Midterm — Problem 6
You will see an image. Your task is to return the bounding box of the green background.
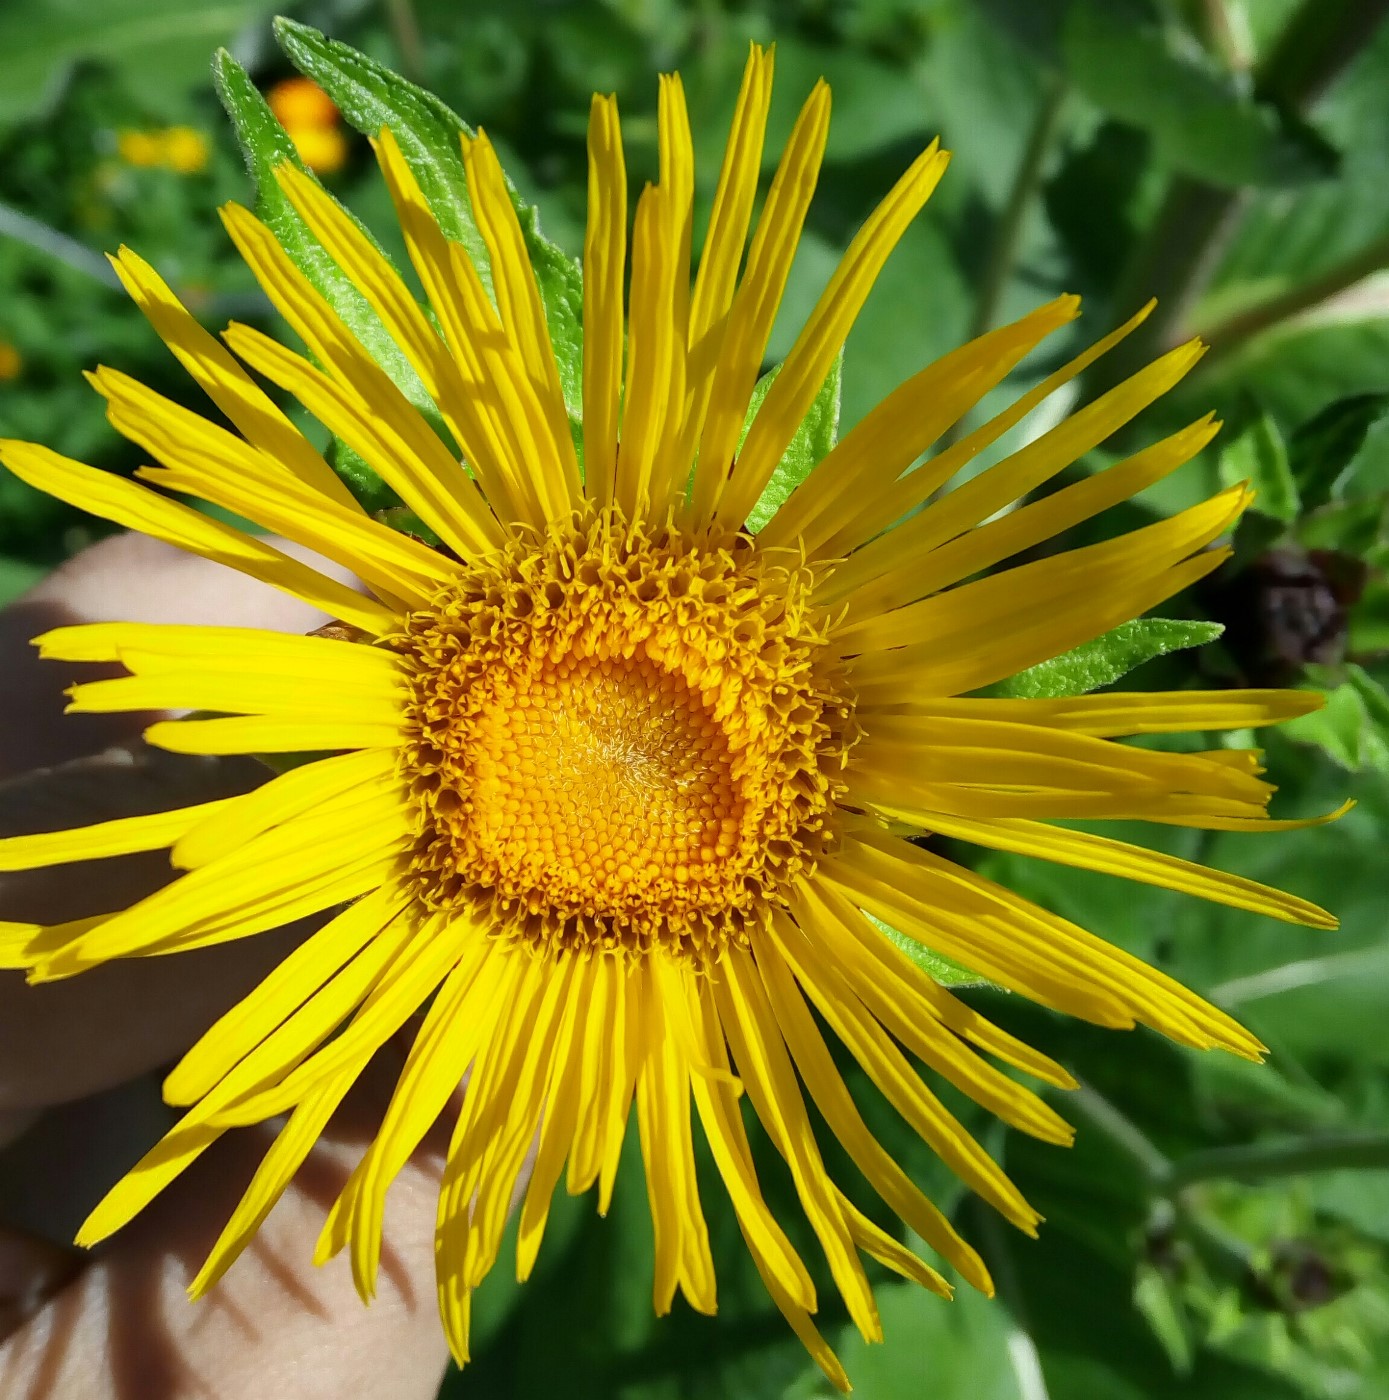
[3,1,1389,1397]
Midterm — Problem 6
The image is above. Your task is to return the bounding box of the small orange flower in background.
[0,342,21,380]
[268,74,348,174]
[116,126,211,174]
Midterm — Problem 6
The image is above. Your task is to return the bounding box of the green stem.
[1069,1081,1171,1182]
[1161,1132,1389,1191]
[1197,232,1389,365]
[939,74,1066,452]
[383,0,426,82]
[969,73,1068,343]
[1084,0,1389,397]
[0,202,121,290]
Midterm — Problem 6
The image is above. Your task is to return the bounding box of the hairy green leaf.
[982,618,1226,699]
[862,911,992,989]
[274,18,584,419]
[744,351,842,534]
[212,47,431,510]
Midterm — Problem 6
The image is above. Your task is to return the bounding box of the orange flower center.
[396,512,857,957]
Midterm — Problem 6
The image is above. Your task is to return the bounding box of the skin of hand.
[0,533,454,1400]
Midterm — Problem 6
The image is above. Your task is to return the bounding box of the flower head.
[0,45,1340,1390]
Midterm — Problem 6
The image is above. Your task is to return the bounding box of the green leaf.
[1220,412,1299,524]
[861,910,992,990]
[1059,0,1338,189]
[212,48,432,510]
[273,18,584,421]
[0,0,275,127]
[1282,676,1389,771]
[1288,391,1389,513]
[744,351,842,534]
[981,618,1226,699]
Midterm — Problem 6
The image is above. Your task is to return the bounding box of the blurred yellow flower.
[116,126,210,175]
[0,342,20,380]
[163,126,211,175]
[116,129,165,168]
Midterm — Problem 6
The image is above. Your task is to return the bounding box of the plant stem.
[383,0,426,82]
[939,74,1067,452]
[1162,1132,1389,1191]
[969,73,1068,343]
[1084,0,1389,396]
[1197,232,1389,365]
[0,202,121,290]
[1070,1081,1171,1182]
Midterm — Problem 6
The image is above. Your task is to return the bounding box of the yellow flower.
[0,48,1340,1390]
[116,128,165,168]
[116,126,210,174]
[163,125,212,175]
[0,341,20,380]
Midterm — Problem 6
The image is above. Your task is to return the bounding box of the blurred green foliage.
[3,1,1389,1397]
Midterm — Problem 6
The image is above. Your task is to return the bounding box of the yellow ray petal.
[459,132,581,504]
[0,796,232,873]
[677,44,775,478]
[718,139,951,530]
[862,688,1326,737]
[582,94,626,507]
[515,953,598,1281]
[275,160,554,520]
[760,295,1080,552]
[841,412,1220,624]
[638,958,716,1316]
[345,934,499,1298]
[836,1191,952,1298]
[846,492,1244,699]
[210,909,466,1128]
[824,837,1137,1028]
[838,338,1207,597]
[658,72,694,359]
[109,245,361,512]
[756,918,991,1288]
[463,960,585,1291]
[684,971,817,1310]
[0,441,393,635]
[371,130,531,527]
[144,714,401,755]
[34,802,400,979]
[173,749,399,871]
[189,1062,360,1298]
[792,882,1075,1145]
[165,881,415,1105]
[219,204,502,555]
[888,808,1338,929]
[90,365,450,607]
[618,184,685,518]
[816,299,1157,563]
[767,908,1041,1234]
[715,945,880,1340]
[689,79,832,524]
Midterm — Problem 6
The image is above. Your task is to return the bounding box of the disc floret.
[397,511,858,958]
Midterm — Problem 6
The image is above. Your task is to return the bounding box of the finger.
[0,533,360,1109]
[0,1059,452,1400]
[0,750,302,1114]
[0,532,353,781]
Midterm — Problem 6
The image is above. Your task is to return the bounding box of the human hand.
[0,533,452,1400]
